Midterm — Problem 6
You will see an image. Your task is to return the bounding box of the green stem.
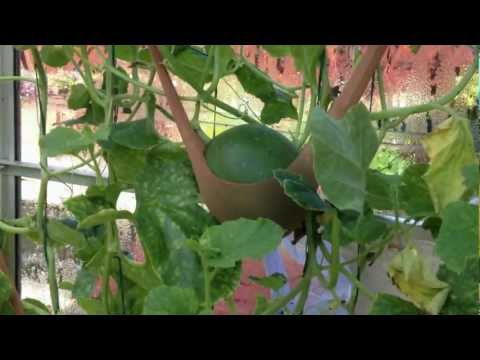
[0,221,31,235]
[0,76,36,83]
[78,46,105,107]
[294,211,318,314]
[126,68,156,122]
[317,240,375,302]
[261,276,309,315]
[295,80,307,143]
[48,151,102,178]
[32,48,60,314]
[88,147,104,185]
[370,48,478,121]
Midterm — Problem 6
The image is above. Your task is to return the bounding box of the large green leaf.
[67,84,90,110]
[114,45,138,62]
[399,164,435,217]
[311,104,380,213]
[437,256,479,315]
[436,201,478,274]
[422,116,479,214]
[134,142,215,269]
[462,164,479,196]
[235,64,297,125]
[64,102,106,126]
[104,143,147,185]
[369,293,424,315]
[161,45,213,90]
[210,261,242,303]
[40,45,73,67]
[366,170,401,210]
[40,127,92,157]
[101,66,129,95]
[289,45,324,87]
[110,119,159,150]
[273,169,328,211]
[261,45,324,87]
[64,195,108,222]
[199,218,284,268]
[143,286,199,315]
[47,219,86,248]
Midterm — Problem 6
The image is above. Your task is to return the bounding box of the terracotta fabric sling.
[149,45,387,230]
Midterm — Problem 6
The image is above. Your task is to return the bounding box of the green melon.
[205,124,298,183]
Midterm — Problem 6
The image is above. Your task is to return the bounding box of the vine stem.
[317,240,376,302]
[101,45,118,314]
[293,211,317,314]
[32,48,60,314]
[0,221,32,235]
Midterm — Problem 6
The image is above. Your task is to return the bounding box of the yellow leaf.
[421,117,478,214]
[388,246,450,315]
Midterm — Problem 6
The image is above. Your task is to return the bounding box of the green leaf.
[399,164,435,217]
[67,84,90,110]
[462,164,479,196]
[110,119,159,150]
[40,45,73,67]
[72,269,97,300]
[235,64,297,125]
[85,183,124,207]
[261,45,292,58]
[249,273,287,291]
[143,286,199,315]
[22,298,50,315]
[289,45,324,87]
[366,170,401,210]
[210,262,242,303]
[47,219,86,248]
[274,169,328,211]
[311,104,380,213]
[369,293,425,315]
[422,116,479,214]
[78,209,134,229]
[40,127,92,157]
[134,142,215,269]
[421,216,442,239]
[436,201,478,274]
[206,45,236,78]
[103,143,147,186]
[77,298,105,315]
[437,256,479,315]
[162,45,212,90]
[102,66,129,95]
[120,256,162,291]
[388,245,450,315]
[347,214,389,245]
[64,102,106,126]
[115,45,138,62]
[260,98,298,125]
[199,218,284,268]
